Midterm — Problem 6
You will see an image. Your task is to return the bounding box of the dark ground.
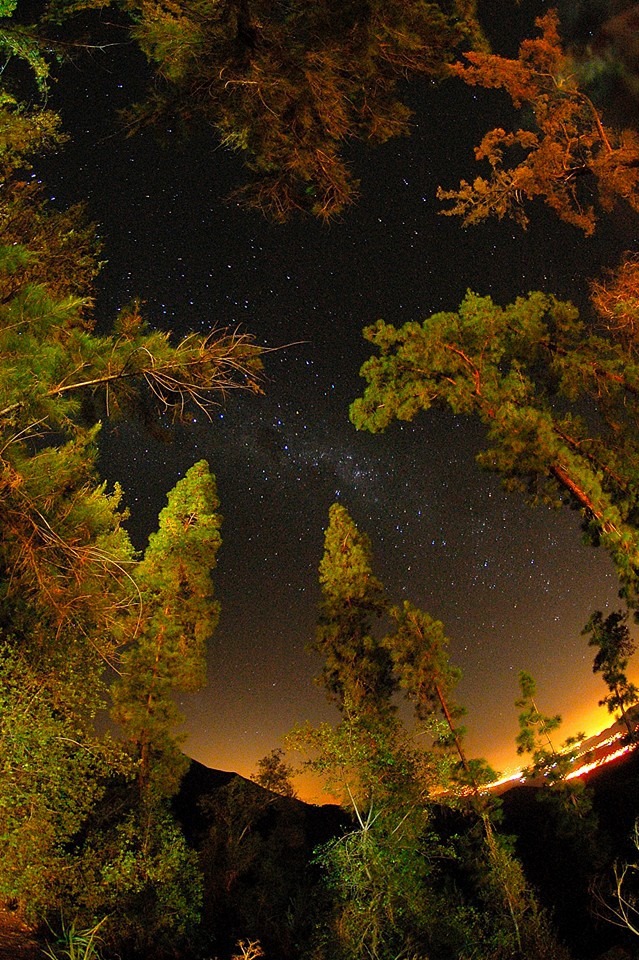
[5,751,639,960]
[0,904,41,960]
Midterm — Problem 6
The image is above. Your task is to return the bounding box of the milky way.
[41,0,639,792]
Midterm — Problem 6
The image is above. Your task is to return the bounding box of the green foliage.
[0,93,66,177]
[313,809,437,960]
[515,670,562,766]
[294,703,466,960]
[0,254,263,441]
[315,502,394,716]
[474,826,571,960]
[0,639,130,918]
[0,26,56,96]
[514,670,600,856]
[386,601,463,729]
[112,459,222,798]
[77,804,203,955]
[0,157,260,944]
[382,600,503,800]
[100,462,222,950]
[0,235,260,637]
[351,288,639,607]
[295,505,567,960]
[0,181,102,299]
[295,507,449,956]
[42,917,107,960]
[0,1,61,154]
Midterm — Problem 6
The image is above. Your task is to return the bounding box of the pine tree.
[514,670,590,808]
[583,610,639,741]
[7,0,488,222]
[437,10,639,234]
[294,508,568,960]
[515,671,563,768]
[590,255,639,345]
[0,244,262,636]
[351,287,639,608]
[385,601,468,766]
[514,671,605,923]
[0,6,252,945]
[292,506,441,960]
[61,468,222,953]
[515,670,597,824]
[0,187,261,936]
[119,0,476,221]
[112,459,222,799]
[385,604,562,959]
[314,502,393,719]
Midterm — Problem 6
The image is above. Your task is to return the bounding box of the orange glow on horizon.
[185,697,639,805]
[480,701,625,781]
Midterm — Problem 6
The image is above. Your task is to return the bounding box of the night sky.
[41,0,639,795]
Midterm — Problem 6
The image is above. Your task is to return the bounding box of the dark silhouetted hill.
[499,746,639,959]
[173,760,347,959]
[173,747,639,960]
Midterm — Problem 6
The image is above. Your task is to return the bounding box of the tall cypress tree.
[314,502,393,719]
[112,459,222,798]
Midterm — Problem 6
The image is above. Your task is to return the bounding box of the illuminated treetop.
[437,10,639,234]
[351,286,639,607]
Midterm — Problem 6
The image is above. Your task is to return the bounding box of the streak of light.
[567,742,637,779]
[485,726,638,792]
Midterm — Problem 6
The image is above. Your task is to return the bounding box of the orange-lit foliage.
[128,0,470,221]
[591,254,639,345]
[0,181,100,302]
[437,10,639,234]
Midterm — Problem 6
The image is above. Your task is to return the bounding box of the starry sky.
[40,0,639,795]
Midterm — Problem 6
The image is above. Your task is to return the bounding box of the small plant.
[42,916,108,960]
[593,819,639,937]
[231,940,264,960]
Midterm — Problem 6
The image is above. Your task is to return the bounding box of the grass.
[41,917,108,960]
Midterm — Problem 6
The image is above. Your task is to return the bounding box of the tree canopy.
[583,609,639,738]
[7,0,639,226]
[2,0,639,955]
[112,459,222,799]
[437,10,639,233]
[314,502,393,716]
[351,284,639,607]
[122,0,480,220]
[291,503,565,960]
[0,93,264,937]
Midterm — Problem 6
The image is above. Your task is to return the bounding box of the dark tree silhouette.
[583,610,639,741]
